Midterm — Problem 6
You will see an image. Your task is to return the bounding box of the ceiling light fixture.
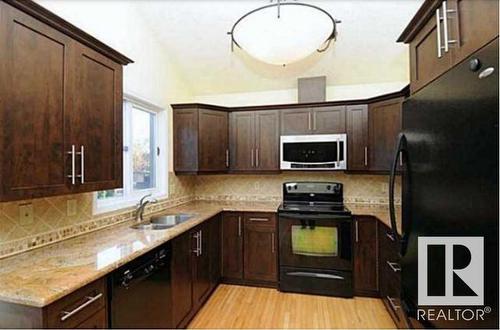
[228,0,340,66]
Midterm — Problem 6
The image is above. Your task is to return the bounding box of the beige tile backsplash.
[0,172,399,258]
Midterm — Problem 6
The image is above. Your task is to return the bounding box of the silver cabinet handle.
[287,272,345,280]
[238,216,242,237]
[192,231,200,256]
[399,151,403,167]
[312,112,316,130]
[387,296,400,311]
[198,230,203,256]
[308,112,312,131]
[355,220,359,242]
[225,149,229,168]
[255,148,259,168]
[80,146,85,184]
[436,7,442,58]
[67,145,76,185]
[60,293,103,322]
[364,146,368,167]
[251,149,254,167]
[271,233,275,253]
[442,1,457,53]
[386,232,396,241]
[387,261,401,272]
[248,217,269,222]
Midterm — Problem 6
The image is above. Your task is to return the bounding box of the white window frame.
[93,93,168,214]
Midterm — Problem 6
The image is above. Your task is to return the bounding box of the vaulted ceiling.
[136,0,424,96]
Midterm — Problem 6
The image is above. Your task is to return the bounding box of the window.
[94,94,167,214]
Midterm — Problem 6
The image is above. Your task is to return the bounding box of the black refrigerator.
[389,38,499,329]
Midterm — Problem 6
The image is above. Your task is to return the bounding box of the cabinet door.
[312,106,346,134]
[353,217,378,296]
[173,108,199,173]
[255,110,280,171]
[69,43,123,192]
[346,105,369,171]
[243,215,277,283]
[368,98,403,172]
[451,0,499,64]
[208,215,221,291]
[0,3,72,201]
[229,112,255,171]
[171,232,193,328]
[221,213,243,280]
[280,108,312,135]
[192,223,211,308]
[409,8,454,93]
[198,109,228,172]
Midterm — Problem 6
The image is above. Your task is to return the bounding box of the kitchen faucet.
[135,194,158,222]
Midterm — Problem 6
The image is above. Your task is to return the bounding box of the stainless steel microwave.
[280,134,347,170]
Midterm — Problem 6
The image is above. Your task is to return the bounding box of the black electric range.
[278,182,353,297]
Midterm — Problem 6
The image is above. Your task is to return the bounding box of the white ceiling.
[135,0,424,96]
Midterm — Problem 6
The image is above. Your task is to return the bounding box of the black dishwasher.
[109,243,173,328]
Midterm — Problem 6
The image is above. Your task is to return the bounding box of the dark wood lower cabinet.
[171,216,221,328]
[243,213,277,283]
[222,212,278,286]
[353,216,379,296]
[378,223,408,329]
[221,212,244,280]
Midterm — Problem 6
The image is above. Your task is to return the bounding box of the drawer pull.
[60,293,103,322]
[248,217,269,222]
[387,261,401,272]
[386,232,395,241]
[387,296,400,311]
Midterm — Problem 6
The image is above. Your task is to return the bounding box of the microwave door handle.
[336,138,340,168]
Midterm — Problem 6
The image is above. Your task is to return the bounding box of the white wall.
[36,1,195,171]
[194,81,408,106]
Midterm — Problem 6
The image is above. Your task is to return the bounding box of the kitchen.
[0,0,498,329]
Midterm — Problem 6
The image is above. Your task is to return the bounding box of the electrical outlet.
[67,199,77,216]
[19,203,34,225]
[381,182,388,194]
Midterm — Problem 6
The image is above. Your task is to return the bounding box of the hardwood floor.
[188,285,396,329]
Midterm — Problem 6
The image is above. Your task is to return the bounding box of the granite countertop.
[0,200,399,308]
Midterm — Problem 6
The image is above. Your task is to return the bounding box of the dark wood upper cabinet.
[255,110,280,171]
[229,112,255,171]
[221,212,243,280]
[69,43,123,193]
[229,110,279,172]
[198,109,229,172]
[368,97,403,172]
[280,108,311,135]
[281,106,346,135]
[0,1,131,202]
[353,217,378,296]
[398,0,499,94]
[312,106,346,134]
[451,0,499,64]
[173,106,228,174]
[243,213,277,283]
[346,105,369,171]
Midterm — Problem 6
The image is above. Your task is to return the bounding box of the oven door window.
[291,225,338,257]
[283,142,340,163]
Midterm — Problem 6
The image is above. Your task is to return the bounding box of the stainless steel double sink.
[131,213,194,230]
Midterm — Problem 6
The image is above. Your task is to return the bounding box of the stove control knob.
[326,185,331,190]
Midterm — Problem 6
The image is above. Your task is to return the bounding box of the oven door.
[278,212,352,271]
[280,134,347,170]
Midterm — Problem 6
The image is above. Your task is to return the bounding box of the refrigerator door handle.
[389,133,406,241]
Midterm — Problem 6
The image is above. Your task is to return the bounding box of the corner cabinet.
[173,106,229,174]
[0,0,132,202]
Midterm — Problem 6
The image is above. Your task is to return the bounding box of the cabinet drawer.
[46,279,106,329]
[75,308,107,329]
[243,213,276,227]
